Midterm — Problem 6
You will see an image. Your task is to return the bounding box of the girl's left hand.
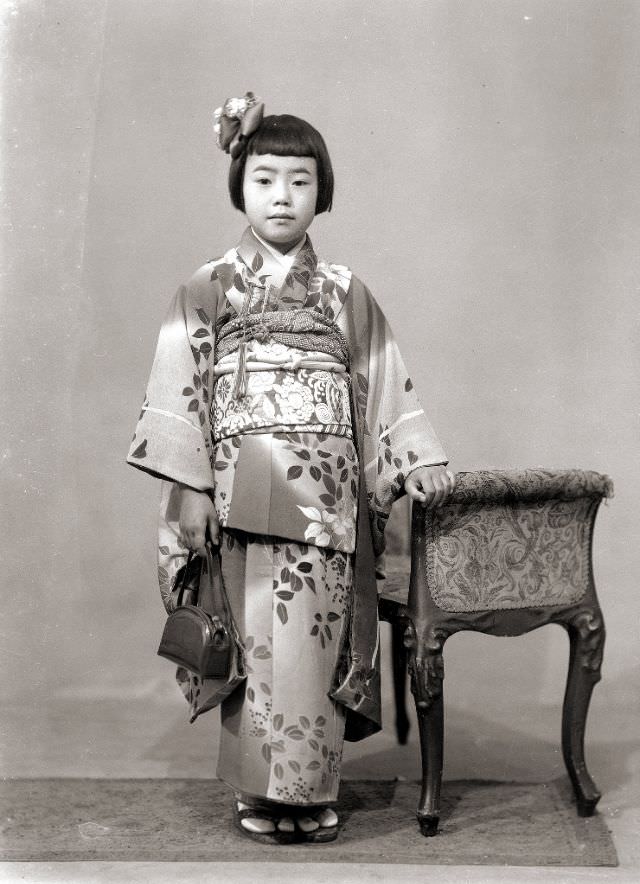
[404,464,456,508]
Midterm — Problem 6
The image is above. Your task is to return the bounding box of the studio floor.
[1,656,638,884]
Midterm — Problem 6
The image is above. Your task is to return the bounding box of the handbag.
[157,546,242,681]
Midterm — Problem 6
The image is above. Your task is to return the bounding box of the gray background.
[2,0,638,793]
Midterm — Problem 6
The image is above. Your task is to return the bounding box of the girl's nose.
[273,181,291,205]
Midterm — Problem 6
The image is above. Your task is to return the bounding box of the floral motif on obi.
[212,342,352,441]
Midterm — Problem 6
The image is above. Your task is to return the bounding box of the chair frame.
[379,468,612,837]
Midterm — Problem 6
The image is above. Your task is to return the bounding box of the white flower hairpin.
[213,92,265,158]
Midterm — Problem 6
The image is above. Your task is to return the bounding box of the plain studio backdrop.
[1,0,638,804]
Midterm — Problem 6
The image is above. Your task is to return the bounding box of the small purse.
[157,547,240,680]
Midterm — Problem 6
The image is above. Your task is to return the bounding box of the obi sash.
[212,340,352,442]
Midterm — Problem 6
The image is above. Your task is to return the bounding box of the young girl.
[128,93,455,844]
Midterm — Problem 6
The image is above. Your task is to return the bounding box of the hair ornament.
[213,92,264,159]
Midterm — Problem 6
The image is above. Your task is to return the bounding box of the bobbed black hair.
[228,114,334,215]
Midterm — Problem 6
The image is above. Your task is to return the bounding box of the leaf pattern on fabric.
[304,262,350,316]
[342,662,377,707]
[291,440,359,550]
[211,535,348,804]
[211,431,359,553]
[284,434,358,550]
[130,439,147,459]
[181,320,214,431]
[310,609,342,648]
[239,633,273,677]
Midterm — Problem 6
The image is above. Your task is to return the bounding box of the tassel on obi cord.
[231,339,249,399]
[229,283,268,400]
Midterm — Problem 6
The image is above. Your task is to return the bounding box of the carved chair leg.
[561,608,605,816]
[415,693,444,836]
[407,625,447,836]
[391,621,410,745]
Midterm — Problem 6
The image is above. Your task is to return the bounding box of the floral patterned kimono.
[128,227,446,806]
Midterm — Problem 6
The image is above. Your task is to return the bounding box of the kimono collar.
[235,226,318,304]
[249,227,307,271]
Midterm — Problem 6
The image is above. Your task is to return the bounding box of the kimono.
[127,227,446,805]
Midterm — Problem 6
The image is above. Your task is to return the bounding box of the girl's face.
[242,153,318,253]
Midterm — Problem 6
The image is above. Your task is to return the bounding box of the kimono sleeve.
[343,277,448,554]
[126,265,218,491]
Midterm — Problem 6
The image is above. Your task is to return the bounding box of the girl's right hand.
[178,485,219,555]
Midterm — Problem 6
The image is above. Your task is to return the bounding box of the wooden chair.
[378,468,613,836]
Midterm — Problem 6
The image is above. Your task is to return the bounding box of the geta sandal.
[232,800,297,845]
[297,806,339,843]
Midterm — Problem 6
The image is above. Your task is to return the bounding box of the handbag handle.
[174,550,197,608]
[173,547,235,634]
[198,547,229,622]
[201,548,244,658]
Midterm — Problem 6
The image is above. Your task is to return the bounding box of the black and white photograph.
[2,1,638,882]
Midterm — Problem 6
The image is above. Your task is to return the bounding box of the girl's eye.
[293,180,309,187]
[255,177,271,185]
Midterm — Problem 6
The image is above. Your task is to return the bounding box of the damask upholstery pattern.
[446,469,613,505]
[424,469,613,613]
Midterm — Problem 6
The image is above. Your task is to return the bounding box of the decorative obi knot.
[216,309,351,400]
[245,321,272,345]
